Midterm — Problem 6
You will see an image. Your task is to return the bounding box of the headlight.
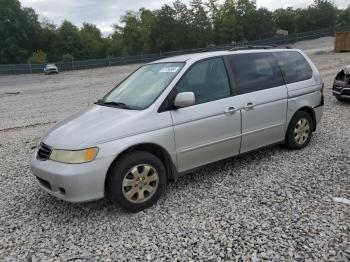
[49,147,98,164]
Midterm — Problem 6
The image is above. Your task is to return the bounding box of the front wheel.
[285,111,313,150]
[107,151,167,212]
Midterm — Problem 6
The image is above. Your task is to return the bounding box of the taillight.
[320,83,325,93]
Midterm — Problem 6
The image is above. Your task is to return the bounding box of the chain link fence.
[1,26,349,75]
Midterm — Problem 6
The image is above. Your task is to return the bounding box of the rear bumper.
[30,153,114,202]
[314,104,324,125]
[314,94,324,125]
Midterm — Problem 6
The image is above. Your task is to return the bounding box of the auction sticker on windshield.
[159,67,180,73]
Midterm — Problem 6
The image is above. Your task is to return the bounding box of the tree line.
[0,0,349,64]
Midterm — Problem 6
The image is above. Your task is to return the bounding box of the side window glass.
[228,53,285,95]
[176,58,231,104]
[274,51,313,84]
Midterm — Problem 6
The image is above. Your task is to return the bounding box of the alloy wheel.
[122,164,159,203]
[294,118,310,145]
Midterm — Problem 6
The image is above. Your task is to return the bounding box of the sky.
[19,0,349,36]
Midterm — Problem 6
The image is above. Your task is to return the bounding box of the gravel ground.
[291,36,334,54]
[0,38,349,261]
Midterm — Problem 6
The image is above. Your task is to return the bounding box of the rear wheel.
[107,151,167,212]
[285,111,313,150]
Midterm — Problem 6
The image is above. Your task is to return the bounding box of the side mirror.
[174,92,195,108]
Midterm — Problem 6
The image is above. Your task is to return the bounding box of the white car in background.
[44,64,59,75]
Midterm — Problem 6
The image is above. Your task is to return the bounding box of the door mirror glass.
[174,92,195,108]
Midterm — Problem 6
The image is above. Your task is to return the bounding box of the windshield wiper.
[95,100,141,110]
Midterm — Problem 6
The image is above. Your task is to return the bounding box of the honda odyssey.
[31,49,324,211]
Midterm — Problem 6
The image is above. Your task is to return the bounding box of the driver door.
[170,57,242,172]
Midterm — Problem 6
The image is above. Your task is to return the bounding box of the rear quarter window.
[274,51,313,84]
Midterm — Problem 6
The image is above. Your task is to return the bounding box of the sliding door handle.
[243,102,255,110]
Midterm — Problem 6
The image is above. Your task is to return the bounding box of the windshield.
[100,62,184,109]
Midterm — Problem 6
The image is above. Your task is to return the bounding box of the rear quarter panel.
[285,51,323,125]
[287,90,323,124]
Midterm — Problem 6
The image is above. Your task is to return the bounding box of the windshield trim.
[97,62,185,110]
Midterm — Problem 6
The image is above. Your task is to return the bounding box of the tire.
[285,111,313,150]
[107,151,167,212]
[336,96,344,101]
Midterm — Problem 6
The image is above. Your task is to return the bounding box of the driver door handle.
[224,106,237,115]
[243,101,255,110]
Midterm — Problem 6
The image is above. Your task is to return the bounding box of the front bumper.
[44,69,58,74]
[332,87,350,99]
[30,153,114,202]
[332,80,350,99]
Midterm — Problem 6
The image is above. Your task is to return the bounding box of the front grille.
[37,143,52,160]
[333,85,342,91]
[342,88,350,96]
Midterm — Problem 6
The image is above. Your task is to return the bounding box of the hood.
[42,105,144,149]
[344,65,350,75]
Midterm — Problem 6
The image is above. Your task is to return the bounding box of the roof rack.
[229,45,278,51]
[198,44,293,53]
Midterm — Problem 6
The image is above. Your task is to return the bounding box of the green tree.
[0,0,349,64]
[337,5,350,27]
[236,0,256,16]
[0,0,41,63]
[189,0,213,47]
[243,8,275,40]
[309,0,337,30]
[55,21,82,59]
[139,8,156,52]
[38,20,58,61]
[172,0,193,49]
[118,8,156,54]
[206,0,220,23]
[107,25,126,57]
[213,0,243,44]
[273,8,297,33]
[120,11,144,54]
[28,50,47,64]
[293,0,337,32]
[62,53,74,62]
[79,23,105,59]
[151,5,178,51]
[293,8,311,32]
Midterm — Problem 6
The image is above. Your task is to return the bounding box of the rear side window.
[228,53,285,95]
[274,51,313,84]
[176,57,231,104]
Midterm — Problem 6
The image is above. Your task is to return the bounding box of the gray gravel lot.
[0,42,349,261]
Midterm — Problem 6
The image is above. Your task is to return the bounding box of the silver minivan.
[31,49,324,211]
